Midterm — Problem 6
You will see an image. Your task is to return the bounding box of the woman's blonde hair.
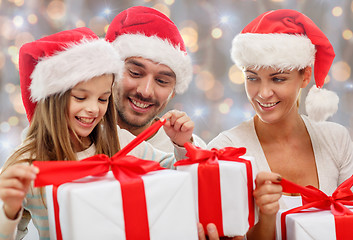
[2,78,120,171]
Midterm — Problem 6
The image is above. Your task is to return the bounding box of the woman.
[200,9,353,240]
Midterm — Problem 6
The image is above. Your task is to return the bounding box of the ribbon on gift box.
[280,175,353,240]
[33,119,166,240]
[174,143,255,236]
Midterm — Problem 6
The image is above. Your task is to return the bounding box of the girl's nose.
[85,101,99,115]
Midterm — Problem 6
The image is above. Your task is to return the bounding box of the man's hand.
[198,223,244,240]
[161,110,194,147]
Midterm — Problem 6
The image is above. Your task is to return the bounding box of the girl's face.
[68,74,113,140]
[244,67,311,124]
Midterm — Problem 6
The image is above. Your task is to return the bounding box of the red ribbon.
[175,143,255,236]
[280,175,353,240]
[33,119,166,240]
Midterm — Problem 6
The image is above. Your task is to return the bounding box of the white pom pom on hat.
[305,85,339,121]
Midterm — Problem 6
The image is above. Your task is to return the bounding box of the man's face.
[115,57,176,129]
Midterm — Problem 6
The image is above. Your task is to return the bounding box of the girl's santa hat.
[231,9,338,121]
[19,27,124,122]
[105,6,192,94]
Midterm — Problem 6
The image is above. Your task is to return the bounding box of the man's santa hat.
[105,6,192,94]
[20,27,123,122]
[231,9,338,121]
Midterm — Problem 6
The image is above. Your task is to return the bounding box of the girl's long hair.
[2,82,120,172]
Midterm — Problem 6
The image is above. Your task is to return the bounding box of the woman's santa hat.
[20,27,124,122]
[231,9,338,121]
[105,6,192,94]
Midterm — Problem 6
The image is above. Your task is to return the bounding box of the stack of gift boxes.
[33,121,353,240]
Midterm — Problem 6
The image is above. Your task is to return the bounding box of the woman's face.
[244,67,311,124]
[68,74,113,140]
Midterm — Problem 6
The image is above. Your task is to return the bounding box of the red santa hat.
[231,9,338,121]
[20,27,124,122]
[105,6,192,94]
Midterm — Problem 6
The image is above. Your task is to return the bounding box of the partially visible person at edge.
[198,9,353,240]
[0,27,195,240]
[105,6,207,155]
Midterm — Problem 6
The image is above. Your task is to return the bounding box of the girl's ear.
[301,66,312,88]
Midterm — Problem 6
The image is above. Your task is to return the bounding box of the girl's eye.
[73,96,85,101]
[98,98,108,102]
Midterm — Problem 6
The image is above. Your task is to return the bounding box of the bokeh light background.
[1,0,353,169]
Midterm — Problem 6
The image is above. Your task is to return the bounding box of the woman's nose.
[258,83,274,99]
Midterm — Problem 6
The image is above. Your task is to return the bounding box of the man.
[106,6,206,152]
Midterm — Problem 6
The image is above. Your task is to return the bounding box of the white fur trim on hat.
[231,33,316,70]
[30,38,124,102]
[305,85,339,122]
[111,34,192,94]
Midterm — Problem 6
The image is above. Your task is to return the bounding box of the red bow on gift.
[175,143,247,165]
[175,143,254,237]
[280,175,353,240]
[33,119,166,240]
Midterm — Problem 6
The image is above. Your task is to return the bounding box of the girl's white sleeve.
[0,201,22,240]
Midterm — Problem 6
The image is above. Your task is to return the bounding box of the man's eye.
[156,78,168,84]
[129,70,141,77]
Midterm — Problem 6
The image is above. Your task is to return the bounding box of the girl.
[0,27,194,239]
[199,9,353,240]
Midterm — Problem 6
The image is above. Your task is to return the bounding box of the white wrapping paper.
[176,156,254,236]
[46,170,198,240]
[276,206,353,240]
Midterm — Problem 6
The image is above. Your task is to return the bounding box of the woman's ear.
[301,66,312,88]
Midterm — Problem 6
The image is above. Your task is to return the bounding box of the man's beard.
[117,108,156,128]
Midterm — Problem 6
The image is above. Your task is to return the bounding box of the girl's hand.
[161,110,194,147]
[0,164,39,219]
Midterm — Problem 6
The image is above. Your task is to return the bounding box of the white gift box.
[176,156,255,237]
[276,206,353,240]
[46,170,198,240]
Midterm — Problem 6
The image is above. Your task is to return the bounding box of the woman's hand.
[161,110,194,147]
[0,164,39,219]
[253,171,282,217]
[247,171,282,240]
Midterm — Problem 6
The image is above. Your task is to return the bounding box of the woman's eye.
[99,98,108,102]
[273,77,285,82]
[246,76,257,81]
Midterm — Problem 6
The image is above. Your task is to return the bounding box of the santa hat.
[231,9,338,121]
[19,27,124,122]
[105,6,192,94]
